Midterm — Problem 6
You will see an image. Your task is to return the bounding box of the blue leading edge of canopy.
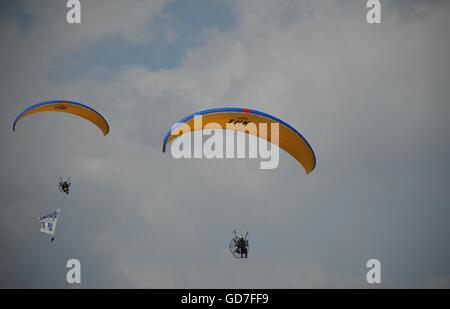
[12,100,109,132]
[162,107,316,170]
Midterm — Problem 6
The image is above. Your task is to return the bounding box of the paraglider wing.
[162,108,316,174]
[13,100,110,135]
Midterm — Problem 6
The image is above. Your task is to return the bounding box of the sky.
[0,0,449,288]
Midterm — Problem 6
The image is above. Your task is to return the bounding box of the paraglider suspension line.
[51,195,67,243]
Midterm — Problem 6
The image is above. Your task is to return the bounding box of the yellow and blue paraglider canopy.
[13,100,109,136]
[162,107,316,174]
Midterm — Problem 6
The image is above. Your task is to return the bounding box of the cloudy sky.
[0,0,449,288]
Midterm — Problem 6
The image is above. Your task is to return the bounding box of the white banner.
[39,208,61,235]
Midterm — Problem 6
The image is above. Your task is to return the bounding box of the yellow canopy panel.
[13,100,109,136]
[162,108,316,174]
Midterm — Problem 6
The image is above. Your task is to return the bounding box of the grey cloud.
[1,0,449,288]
